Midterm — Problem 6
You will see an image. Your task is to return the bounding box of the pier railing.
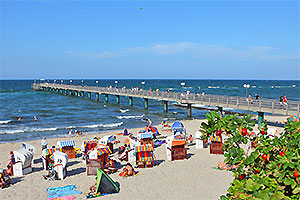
[33,83,300,116]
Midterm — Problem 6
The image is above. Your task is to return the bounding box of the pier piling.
[163,101,168,112]
[144,98,148,109]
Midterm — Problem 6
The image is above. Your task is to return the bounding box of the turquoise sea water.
[0,79,299,143]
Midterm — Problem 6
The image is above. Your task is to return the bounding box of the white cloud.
[66,42,299,61]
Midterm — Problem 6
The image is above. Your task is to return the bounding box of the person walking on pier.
[283,95,288,107]
[279,96,284,107]
[247,93,253,104]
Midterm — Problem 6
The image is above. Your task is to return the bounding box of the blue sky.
[1,0,299,79]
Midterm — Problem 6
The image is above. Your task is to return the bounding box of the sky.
[0,0,299,80]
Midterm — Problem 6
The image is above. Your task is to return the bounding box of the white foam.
[26,127,58,132]
[0,127,57,135]
[116,114,145,119]
[0,129,24,134]
[120,109,129,113]
[0,120,12,125]
[208,86,220,89]
[67,122,123,129]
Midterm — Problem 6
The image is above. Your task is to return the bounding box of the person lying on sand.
[86,177,97,196]
[217,161,237,170]
[119,163,135,177]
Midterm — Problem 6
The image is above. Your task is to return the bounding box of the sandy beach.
[0,116,287,200]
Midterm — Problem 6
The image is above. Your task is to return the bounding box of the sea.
[0,79,299,143]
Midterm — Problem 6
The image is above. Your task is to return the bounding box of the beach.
[0,117,286,200]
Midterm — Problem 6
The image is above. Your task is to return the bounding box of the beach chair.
[86,147,112,176]
[57,140,76,159]
[12,148,34,176]
[52,151,68,180]
[135,145,154,168]
[138,132,154,147]
[99,135,115,153]
[209,136,224,155]
[170,140,187,161]
[42,148,62,170]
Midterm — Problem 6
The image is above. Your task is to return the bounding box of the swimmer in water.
[34,116,38,121]
[18,117,22,121]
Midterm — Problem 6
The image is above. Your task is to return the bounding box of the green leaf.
[240,193,247,199]
[292,187,300,194]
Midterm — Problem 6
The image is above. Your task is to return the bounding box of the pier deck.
[32,83,300,117]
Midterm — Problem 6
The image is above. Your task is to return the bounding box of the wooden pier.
[32,83,300,119]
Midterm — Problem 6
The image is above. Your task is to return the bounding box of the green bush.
[201,112,300,199]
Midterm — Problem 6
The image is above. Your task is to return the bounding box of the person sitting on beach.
[6,164,12,176]
[103,159,117,174]
[43,162,56,180]
[123,128,128,136]
[8,151,15,166]
[119,163,135,177]
[187,135,193,145]
[217,161,237,170]
[0,170,6,187]
[78,131,83,136]
[68,129,74,137]
[74,130,79,137]
[118,144,129,161]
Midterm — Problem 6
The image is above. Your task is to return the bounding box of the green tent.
[96,168,119,195]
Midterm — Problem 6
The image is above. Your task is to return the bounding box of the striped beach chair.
[208,136,223,155]
[57,141,76,159]
[42,148,62,170]
[135,145,154,168]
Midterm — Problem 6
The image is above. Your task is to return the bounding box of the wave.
[0,127,57,135]
[120,109,129,113]
[67,122,123,129]
[208,86,220,89]
[116,114,145,119]
[0,120,12,125]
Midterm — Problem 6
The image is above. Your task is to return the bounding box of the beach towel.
[48,185,82,198]
[48,196,76,200]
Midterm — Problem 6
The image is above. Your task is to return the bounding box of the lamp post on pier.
[96,80,99,87]
[115,80,118,88]
[181,82,185,93]
[243,84,250,97]
[141,81,145,90]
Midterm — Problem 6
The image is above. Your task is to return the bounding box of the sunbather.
[217,161,237,170]
[87,177,97,195]
[119,163,135,177]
